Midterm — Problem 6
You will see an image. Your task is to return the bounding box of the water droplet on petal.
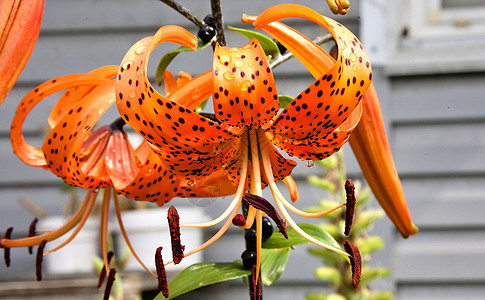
[235,61,244,68]
[122,62,132,70]
[350,53,357,62]
[187,180,196,187]
[241,80,251,92]
[223,72,235,80]
[305,159,315,168]
[219,54,232,65]
[352,65,358,72]
[129,90,136,98]
[135,46,146,55]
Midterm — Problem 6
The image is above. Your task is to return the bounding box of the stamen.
[44,190,97,255]
[344,240,362,288]
[100,187,111,275]
[238,205,256,229]
[97,251,114,288]
[113,192,157,278]
[170,146,249,264]
[3,227,13,267]
[283,176,299,202]
[103,268,117,300]
[232,214,246,226]
[36,239,47,281]
[261,145,349,256]
[168,206,185,264]
[0,190,96,248]
[155,246,169,298]
[255,210,263,283]
[28,218,38,255]
[344,179,356,236]
[244,194,287,239]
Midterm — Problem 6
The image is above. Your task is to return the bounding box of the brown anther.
[28,218,39,255]
[167,206,185,264]
[97,251,114,288]
[232,214,246,226]
[3,227,13,267]
[103,268,117,300]
[155,246,169,298]
[344,240,362,288]
[344,179,356,236]
[249,264,262,300]
[36,239,47,281]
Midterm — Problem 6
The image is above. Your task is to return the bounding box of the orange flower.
[243,3,417,238]
[0,0,44,105]
[115,4,371,280]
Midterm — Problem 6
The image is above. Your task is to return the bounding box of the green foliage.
[228,26,281,58]
[278,95,294,108]
[155,39,211,86]
[260,247,290,285]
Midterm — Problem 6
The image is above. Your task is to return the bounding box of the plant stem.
[269,34,333,69]
[158,0,204,27]
[210,0,226,46]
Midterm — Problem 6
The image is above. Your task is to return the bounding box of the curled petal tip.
[349,83,418,238]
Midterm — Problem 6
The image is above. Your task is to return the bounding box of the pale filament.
[44,190,98,255]
[165,144,249,266]
[282,176,298,202]
[113,190,157,278]
[0,190,97,248]
[260,143,349,257]
[100,187,112,275]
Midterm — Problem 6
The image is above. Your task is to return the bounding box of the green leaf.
[308,175,336,193]
[361,267,391,284]
[263,223,341,253]
[228,26,280,57]
[278,95,294,108]
[158,262,251,299]
[316,155,338,170]
[356,235,385,255]
[155,40,210,86]
[260,247,290,285]
[306,293,326,300]
[367,291,394,300]
[314,266,342,284]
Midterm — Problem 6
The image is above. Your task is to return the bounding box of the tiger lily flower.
[0,0,44,105]
[115,3,372,282]
[2,65,234,281]
[243,3,417,238]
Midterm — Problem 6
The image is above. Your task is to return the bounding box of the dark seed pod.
[203,14,214,27]
[198,25,216,44]
[261,216,274,241]
[244,229,257,251]
[241,250,257,269]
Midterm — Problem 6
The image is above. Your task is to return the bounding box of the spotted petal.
[212,39,279,128]
[116,25,239,180]
[11,73,112,167]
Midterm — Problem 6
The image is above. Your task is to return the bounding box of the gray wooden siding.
[1,0,483,299]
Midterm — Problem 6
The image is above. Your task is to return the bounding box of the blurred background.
[1,0,484,299]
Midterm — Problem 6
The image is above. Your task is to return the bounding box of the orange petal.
[213,39,279,128]
[42,81,116,189]
[78,125,111,182]
[176,168,237,199]
[176,71,192,88]
[118,141,181,205]
[48,65,118,129]
[11,73,111,167]
[105,129,140,190]
[163,70,177,96]
[0,0,44,105]
[116,26,239,179]
[168,70,213,110]
[349,84,418,238]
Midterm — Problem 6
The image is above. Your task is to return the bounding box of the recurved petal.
[11,73,111,167]
[163,70,178,96]
[212,39,279,128]
[0,0,44,105]
[118,141,181,206]
[48,66,118,129]
[116,26,239,180]
[42,81,116,189]
[349,84,418,238]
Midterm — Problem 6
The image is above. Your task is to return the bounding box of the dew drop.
[192,88,201,100]
[219,54,232,65]
[235,61,244,68]
[350,53,358,62]
[135,46,146,55]
[305,159,315,168]
[352,65,358,72]
[122,61,132,70]
[187,180,196,187]
[223,72,235,80]
[241,80,251,92]
[129,89,136,98]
